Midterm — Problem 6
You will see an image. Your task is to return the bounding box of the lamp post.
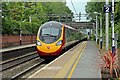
[95,15,98,44]
[94,12,102,49]
[92,23,96,41]
[29,15,33,43]
[20,20,25,45]
[20,22,22,45]
[111,0,115,54]
[105,0,109,51]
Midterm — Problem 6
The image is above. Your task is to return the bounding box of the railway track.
[11,59,45,80]
[1,51,38,71]
[2,51,52,80]
[1,45,52,79]
[2,39,87,79]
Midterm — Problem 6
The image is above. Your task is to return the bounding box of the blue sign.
[104,4,112,13]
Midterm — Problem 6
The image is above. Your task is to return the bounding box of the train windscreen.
[39,27,61,44]
[42,28,59,36]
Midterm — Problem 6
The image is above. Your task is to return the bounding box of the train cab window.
[42,28,60,37]
[39,27,62,44]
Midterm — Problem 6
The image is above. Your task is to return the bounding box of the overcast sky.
[66,0,90,22]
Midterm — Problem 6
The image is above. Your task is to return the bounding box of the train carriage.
[36,21,86,59]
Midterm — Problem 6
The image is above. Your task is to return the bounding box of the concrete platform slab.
[70,41,101,78]
[28,41,102,79]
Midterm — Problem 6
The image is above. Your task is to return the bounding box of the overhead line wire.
[70,0,77,15]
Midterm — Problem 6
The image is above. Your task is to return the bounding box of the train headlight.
[56,40,62,46]
[36,40,42,46]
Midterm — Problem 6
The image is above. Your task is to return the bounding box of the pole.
[93,23,95,41]
[79,12,81,22]
[115,32,118,49]
[59,13,60,22]
[100,14,102,49]
[88,31,90,40]
[29,16,32,43]
[66,14,67,23]
[20,22,22,45]
[90,28,92,39]
[96,15,98,44]
[112,0,115,54]
[106,0,109,51]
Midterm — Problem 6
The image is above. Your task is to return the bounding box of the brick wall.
[1,35,36,48]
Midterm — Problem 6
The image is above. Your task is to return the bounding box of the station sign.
[104,4,112,13]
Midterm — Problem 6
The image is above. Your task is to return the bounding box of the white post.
[29,15,33,43]
[90,28,92,39]
[106,0,109,51]
[115,33,118,49]
[20,22,22,45]
[92,23,95,40]
[96,15,98,44]
[112,0,115,54]
[29,16,31,23]
[19,20,25,45]
[100,13,102,49]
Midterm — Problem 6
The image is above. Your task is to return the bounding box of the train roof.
[40,21,62,28]
[40,21,78,31]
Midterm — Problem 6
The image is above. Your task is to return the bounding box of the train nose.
[37,44,62,53]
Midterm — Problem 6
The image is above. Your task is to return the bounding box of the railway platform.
[1,44,35,53]
[28,41,102,78]
[1,44,36,61]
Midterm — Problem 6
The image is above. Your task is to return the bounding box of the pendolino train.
[36,21,86,59]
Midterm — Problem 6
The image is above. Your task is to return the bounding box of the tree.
[2,2,73,34]
[85,1,120,48]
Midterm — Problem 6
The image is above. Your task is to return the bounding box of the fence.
[0,34,36,48]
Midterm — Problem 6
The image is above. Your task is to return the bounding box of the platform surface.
[28,41,102,79]
[69,41,101,78]
[1,44,35,52]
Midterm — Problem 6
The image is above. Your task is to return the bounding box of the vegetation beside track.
[85,1,120,48]
[2,2,73,35]
[86,2,120,78]
[96,43,120,78]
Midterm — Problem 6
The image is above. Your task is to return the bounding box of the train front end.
[36,21,65,58]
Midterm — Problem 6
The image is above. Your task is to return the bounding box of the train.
[36,21,87,59]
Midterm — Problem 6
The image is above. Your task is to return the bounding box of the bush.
[101,49,120,78]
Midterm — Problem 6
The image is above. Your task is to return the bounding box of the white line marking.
[44,66,62,70]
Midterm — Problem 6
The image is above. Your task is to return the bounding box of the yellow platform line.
[67,41,87,79]
[53,41,87,78]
